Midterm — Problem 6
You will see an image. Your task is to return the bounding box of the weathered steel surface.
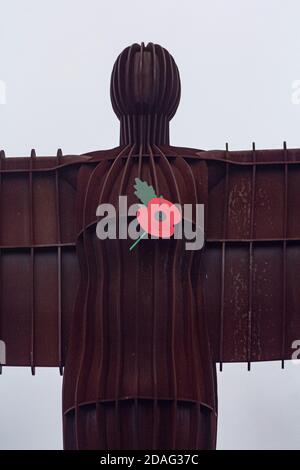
[0,43,299,449]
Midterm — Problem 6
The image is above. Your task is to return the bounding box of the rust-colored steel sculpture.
[0,43,300,449]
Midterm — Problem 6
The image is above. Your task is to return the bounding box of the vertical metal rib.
[95,144,132,448]
[74,164,98,449]
[132,142,144,448]
[113,221,122,448]
[116,53,126,119]
[220,143,230,371]
[148,144,159,193]
[139,42,144,112]
[94,161,113,449]
[138,142,143,177]
[56,148,63,375]
[164,51,175,123]
[97,145,132,448]
[126,115,131,145]
[154,144,181,449]
[247,142,256,370]
[148,144,159,448]
[0,150,4,374]
[114,144,136,448]
[174,156,201,403]
[150,43,158,114]
[29,149,36,375]
[124,45,136,145]
[157,46,167,116]
[281,141,288,368]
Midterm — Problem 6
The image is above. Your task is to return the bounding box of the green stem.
[129,231,147,251]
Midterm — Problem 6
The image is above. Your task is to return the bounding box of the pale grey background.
[0,0,300,450]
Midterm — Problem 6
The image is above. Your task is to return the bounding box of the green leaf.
[134,178,157,206]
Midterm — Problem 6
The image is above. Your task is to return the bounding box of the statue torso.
[63,146,217,416]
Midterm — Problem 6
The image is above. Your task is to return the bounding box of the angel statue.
[0,42,299,450]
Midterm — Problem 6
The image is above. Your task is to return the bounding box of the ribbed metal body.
[62,144,217,449]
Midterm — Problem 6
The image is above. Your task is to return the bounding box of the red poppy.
[137,197,181,238]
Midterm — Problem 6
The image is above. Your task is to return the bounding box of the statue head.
[110,42,181,121]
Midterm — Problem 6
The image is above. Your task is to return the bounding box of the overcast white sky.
[0,0,300,450]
